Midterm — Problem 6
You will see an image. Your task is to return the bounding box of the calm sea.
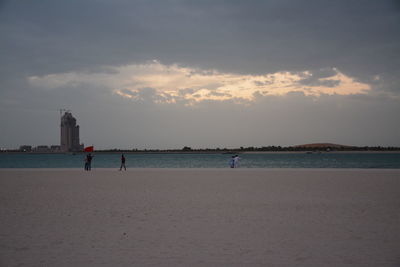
[0,152,399,168]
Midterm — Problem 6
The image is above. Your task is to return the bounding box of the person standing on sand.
[86,153,93,171]
[234,155,240,168]
[119,154,126,171]
[229,156,235,168]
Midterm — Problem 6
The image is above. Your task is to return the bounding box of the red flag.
[84,146,94,152]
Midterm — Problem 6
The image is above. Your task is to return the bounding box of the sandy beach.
[1,168,399,266]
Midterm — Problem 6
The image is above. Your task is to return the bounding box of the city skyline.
[7,108,400,152]
[1,1,400,149]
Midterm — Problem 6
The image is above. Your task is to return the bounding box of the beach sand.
[1,168,399,266]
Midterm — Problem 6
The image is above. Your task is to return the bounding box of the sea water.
[0,152,399,168]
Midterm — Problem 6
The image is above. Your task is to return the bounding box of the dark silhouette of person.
[119,154,126,171]
[229,156,235,168]
[86,153,93,171]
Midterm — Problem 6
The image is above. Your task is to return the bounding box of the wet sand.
[1,168,399,266]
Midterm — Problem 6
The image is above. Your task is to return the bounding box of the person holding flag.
[84,146,94,171]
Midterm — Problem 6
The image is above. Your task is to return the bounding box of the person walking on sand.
[119,154,126,171]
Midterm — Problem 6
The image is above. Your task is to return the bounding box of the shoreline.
[1,150,400,155]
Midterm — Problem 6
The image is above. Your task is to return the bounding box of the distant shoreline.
[1,150,400,155]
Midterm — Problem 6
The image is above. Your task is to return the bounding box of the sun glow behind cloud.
[28,61,370,104]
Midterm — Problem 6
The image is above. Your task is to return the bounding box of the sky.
[1,0,400,149]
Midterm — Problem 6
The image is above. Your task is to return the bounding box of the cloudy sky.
[1,0,399,149]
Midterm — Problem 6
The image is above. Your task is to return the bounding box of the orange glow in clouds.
[28,61,371,104]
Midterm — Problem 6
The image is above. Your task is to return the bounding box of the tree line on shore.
[96,145,400,153]
[2,145,400,153]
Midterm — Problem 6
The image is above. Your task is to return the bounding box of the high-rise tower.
[60,111,83,152]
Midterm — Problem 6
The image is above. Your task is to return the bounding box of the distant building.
[50,145,61,152]
[19,145,32,152]
[34,145,50,152]
[60,112,84,152]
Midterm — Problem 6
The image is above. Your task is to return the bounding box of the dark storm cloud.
[1,0,399,87]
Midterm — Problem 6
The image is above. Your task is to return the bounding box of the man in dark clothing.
[86,153,93,171]
[119,154,126,171]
